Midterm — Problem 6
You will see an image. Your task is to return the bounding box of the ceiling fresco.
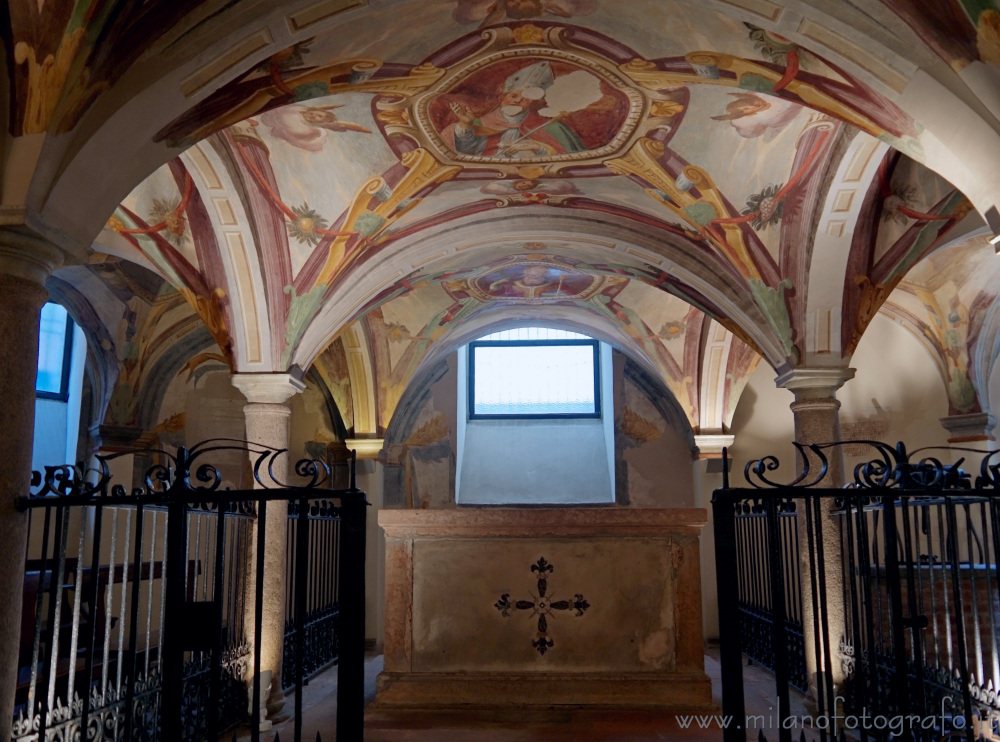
[5,0,990,443]
[881,235,1000,418]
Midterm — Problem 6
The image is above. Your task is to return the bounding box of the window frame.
[467,337,602,420]
[35,303,75,402]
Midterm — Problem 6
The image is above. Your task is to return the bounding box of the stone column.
[231,373,305,718]
[0,229,67,740]
[775,367,854,698]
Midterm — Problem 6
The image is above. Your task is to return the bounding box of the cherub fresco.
[259,103,371,151]
[453,0,598,27]
[430,59,629,160]
[477,263,593,300]
[710,93,801,140]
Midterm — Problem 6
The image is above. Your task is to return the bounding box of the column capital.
[232,372,306,404]
[775,366,855,400]
[693,433,735,458]
[0,226,70,285]
[345,437,386,460]
[940,412,997,442]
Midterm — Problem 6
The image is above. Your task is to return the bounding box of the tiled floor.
[245,648,807,741]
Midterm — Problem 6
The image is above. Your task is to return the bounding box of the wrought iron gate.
[13,440,367,742]
[714,441,1000,742]
[734,498,807,690]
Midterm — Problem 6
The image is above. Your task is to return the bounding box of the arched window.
[456,327,615,505]
[36,302,74,401]
[468,327,599,418]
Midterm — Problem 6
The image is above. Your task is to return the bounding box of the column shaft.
[776,368,854,699]
[0,275,49,740]
[232,372,305,718]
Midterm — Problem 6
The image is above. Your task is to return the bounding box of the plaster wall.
[459,418,613,504]
[384,349,697,509]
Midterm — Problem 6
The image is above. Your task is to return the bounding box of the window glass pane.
[36,303,69,395]
[473,343,596,415]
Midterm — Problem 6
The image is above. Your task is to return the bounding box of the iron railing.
[714,441,1000,742]
[12,440,367,742]
[734,499,807,690]
[282,498,341,691]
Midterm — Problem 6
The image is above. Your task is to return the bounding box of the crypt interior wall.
[381,348,698,510]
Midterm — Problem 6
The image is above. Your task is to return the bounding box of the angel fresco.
[259,103,371,151]
[453,0,598,28]
[710,93,801,140]
[430,59,630,161]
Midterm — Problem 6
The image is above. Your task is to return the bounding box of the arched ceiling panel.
[19,0,999,431]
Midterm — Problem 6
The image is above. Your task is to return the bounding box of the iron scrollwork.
[732,440,999,491]
[23,438,346,506]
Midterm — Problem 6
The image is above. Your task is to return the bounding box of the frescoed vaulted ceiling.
[5,0,1000,440]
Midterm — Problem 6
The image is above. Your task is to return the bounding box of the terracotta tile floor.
[244,648,808,741]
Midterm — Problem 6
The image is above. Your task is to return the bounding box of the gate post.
[338,456,368,741]
[713,480,745,742]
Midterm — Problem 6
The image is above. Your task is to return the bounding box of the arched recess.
[378,315,699,510]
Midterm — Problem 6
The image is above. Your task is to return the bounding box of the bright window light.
[36,303,73,399]
[468,328,599,418]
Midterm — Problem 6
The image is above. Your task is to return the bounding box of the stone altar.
[375,508,714,711]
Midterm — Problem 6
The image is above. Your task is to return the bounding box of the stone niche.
[375,508,714,711]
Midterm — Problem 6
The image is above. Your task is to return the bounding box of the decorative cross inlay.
[494,557,590,655]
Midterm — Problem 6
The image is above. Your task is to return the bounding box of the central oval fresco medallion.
[415,49,645,168]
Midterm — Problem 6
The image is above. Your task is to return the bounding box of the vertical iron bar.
[337,473,367,742]
[713,489,745,742]
[803,495,828,742]
[295,497,310,742]
[766,496,792,742]
[856,498,879,737]
[26,506,52,729]
[101,509,119,698]
[899,497,926,712]
[945,497,976,742]
[880,494,911,730]
[144,510,156,675]
[37,505,65,742]
[208,502,228,742]
[80,502,105,742]
[841,494,868,740]
[161,498,189,742]
[123,504,145,742]
[937,506,953,670]
[252,498,266,742]
[963,504,984,689]
[988,499,1000,694]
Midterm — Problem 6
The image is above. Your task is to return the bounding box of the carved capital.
[232,372,306,405]
[775,366,855,401]
[0,226,70,284]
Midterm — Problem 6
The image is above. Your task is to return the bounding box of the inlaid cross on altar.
[494,557,590,655]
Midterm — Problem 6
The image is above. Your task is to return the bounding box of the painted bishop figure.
[442,61,587,158]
